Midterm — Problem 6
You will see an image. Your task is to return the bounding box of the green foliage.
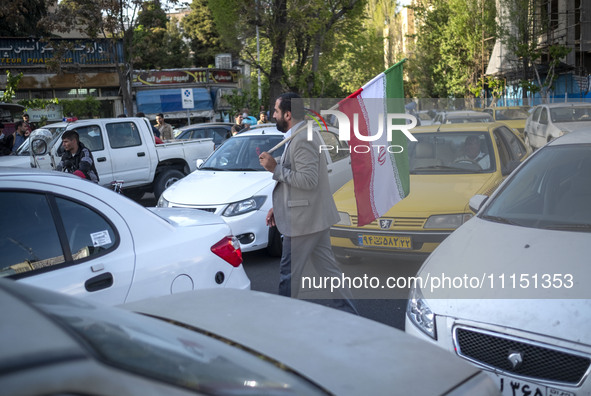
[17,98,59,110]
[0,0,51,36]
[60,96,101,118]
[182,0,232,67]
[2,71,24,103]
[132,1,192,69]
[496,0,572,101]
[405,0,496,99]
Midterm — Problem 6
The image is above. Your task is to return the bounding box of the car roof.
[535,102,591,108]
[175,122,234,131]
[548,130,591,146]
[233,125,283,136]
[411,122,500,133]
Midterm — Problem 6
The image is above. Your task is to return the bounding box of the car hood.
[554,121,591,133]
[334,173,497,216]
[148,207,226,226]
[163,170,273,205]
[0,155,31,168]
[418,216,591,345]
[122,288,490,396]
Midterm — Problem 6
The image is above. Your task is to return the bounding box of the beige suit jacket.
[272,125,339,237]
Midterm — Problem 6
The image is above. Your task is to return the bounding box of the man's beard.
[276,117,289,132]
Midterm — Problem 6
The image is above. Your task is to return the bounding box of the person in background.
[135,112,161,138]
[234,112,244,126]
[56,130,99,183]
[12,121,27,154]
[0,122,14,156]
[257,111,268,124]
[22,113,34,134]
[155,113,173,140]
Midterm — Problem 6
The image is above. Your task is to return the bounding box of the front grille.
[351,215,426,228]
[193,207,217,213]
[170,204,218,213]
[455,327,590,385]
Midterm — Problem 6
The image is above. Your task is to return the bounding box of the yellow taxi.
[482,106,531,137]
[330,122,530,261]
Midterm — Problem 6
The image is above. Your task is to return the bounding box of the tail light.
[211,236,243,267]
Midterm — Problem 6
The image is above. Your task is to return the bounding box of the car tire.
[266,226,283,257]
[154,169,184,200]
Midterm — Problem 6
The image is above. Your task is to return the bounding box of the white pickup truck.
[30,117,214,199]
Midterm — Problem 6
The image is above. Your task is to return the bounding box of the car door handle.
[137,152,146,157]
[85,272,113,292]
[97,157,107,162]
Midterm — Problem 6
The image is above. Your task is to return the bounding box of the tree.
[496,0,572,103]
[132,1,191,69]
[41,0,151,115]
[207,0,364,110]
[0,0,51,36]
[405,0,495,100]
[182,0,232,67]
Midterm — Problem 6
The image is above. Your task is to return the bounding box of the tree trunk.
[268,0,288,116]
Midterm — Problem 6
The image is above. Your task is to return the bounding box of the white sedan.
[406,131,591,396]
[1,278,500,395]
[0,167,250,305]
[158,125,352,256]
[524,102,591,150]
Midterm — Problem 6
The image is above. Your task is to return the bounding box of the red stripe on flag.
[339,95,378,227]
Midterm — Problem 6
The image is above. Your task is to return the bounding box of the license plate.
[499,376,575,396]
[357,234,412,249]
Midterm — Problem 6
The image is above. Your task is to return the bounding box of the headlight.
[157,195,170,208]
[223,196,266,217]
[336,211,351,226]
[407,285,436,339]
[423,214,472,229]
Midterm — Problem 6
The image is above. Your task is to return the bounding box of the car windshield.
[8,283,326,395]
[549,106,591,123]
[481,144,591,231]
[409,131,495,174]
[202,134,285,171]
[495,108,529,120]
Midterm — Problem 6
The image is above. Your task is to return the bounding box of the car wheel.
[266,226,283,257]
[154,169,184,199]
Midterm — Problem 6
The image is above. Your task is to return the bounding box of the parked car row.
[405,131,591,396]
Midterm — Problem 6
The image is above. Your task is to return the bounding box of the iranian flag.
[339,59,410,227]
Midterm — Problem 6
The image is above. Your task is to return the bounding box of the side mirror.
[196,159,204,169]
[31,139,48,156]
[469,194,488,213]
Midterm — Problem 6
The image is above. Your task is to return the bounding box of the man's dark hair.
[276,92,304,120]
[157,113,164,118]
[23,113,29,117]
[14,120,24,128]
[62,130,80,141]
[135,112,146,117]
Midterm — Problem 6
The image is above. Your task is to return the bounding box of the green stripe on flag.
[384,58,410,199]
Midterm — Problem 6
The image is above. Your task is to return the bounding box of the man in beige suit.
[259,92,357,314]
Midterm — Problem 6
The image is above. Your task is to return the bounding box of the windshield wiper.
[542,223,591,231]
[200,166,225,171]
[480,214,520,225]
